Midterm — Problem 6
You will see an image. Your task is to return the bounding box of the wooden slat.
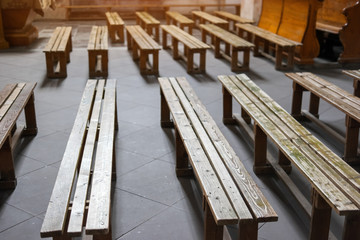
[44,27,62,52]
[166,11,194,24]
[192,11,228,25]
[169,77,254,223]
[219,75,359,215]
[0,84,17,108]
[343,69,360,80]
[126,25,161,50]
[161,25,210,49]
[159,77,238,225]
[86,79,116,234]
[51,27,66,52]
[136,11,160,24]
[176,77,278,222]
[214,11,254,24]
[41,80,97,238]
[0,83,25,121]
[88,26,97,50]
[67,80,105,235]
[57,27,72,52]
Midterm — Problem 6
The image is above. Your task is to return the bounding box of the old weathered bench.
[88,26,108,78]
[200,24,254,71]
[214,11,253,33]
[105,11,124,43]
[159,76,278,240]
[166,11,194,34]
[343,69,360,97]
[220,74,360,240]
[236,23,301,70]
[43,26,72,78]
[0,82,37,189]
[41,79,117,240]
[192,11,229,30]
[135,11,160,42]
[286,72,360,163]
[161,25,210,73]
[126,25,161,75]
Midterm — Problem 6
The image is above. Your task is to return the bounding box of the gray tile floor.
[0,19,359,240]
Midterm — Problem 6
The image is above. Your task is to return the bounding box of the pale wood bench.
[159,76,278,240]
[126,25,161,75]
[343,69,360,97]
[166,11,194,34]
[88,26,108,78]
[43,26,72,78]
[161,25,210,73]
[214,11,254,32]
[286,72,360,163]
[236,23,302,70]
[135,11,160,42]
[105,11,124,43]
[0,82,37,189]
[41,79,118,240]
[192,11,229,30]
[200,24,254,71]
[220,74,360,240]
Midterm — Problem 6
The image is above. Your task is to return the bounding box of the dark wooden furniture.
[236,23,301,70]
[220,74,360,240]
[0,82,37,189]
[166,11,194,34]
[43,26,72,78]
[41,79,118,240]
[105,11,124,43]
[126,25,161,75]
[286,72,360,163]
[135,11,160,42]
[192,11,229,30]
[161,25,210,73]
[159,76,278,240]
[87,26,108,78]
[200,24,254,71]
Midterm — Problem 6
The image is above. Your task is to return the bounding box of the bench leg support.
[23,92,38,136]
[160,90,174,128]
[309,190,331,240]
[278,150,292,174]
[222,86,236,125]
[254,123,272,174]
[239,221,258,240]
[342,213,360,240]
[309,93,320,118]
[204,201,223,240]
[0,136,16,189]
[291,82,306,120]
[175,128,192,177]
[344,117,360,162]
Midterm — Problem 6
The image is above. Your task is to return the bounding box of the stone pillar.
[0,8,9,49]
[240,0,262,23]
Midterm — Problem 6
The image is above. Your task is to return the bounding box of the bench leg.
[254,123,272,174]
[58,52,67,78]
[119,25,124,44]
[287,47,295,69]
[126,30,132,50]
[172,38,179,59]
[291,82,305,120]
[275,45,283,70]
[160,89,174,128]
[309,93,320,118]
[199,50,206,73]
[278,150,292,173]
[175,128,192,177]
[238,221,258,240]
[155,26,159,42]
[214,37,221,59]
[0,136,16,189]
[153,51,159,75]
[342,213,360,240]
[353,78,360,97]
[201,29,207,43]
[253,36,260,57]
[344,117,359,162]
[101,51,108,78]
[204,201,223,240]
[223,86,236,125]
[139,52,147,74]
[225,43,230,56]
[309,189,331,240]
[187,50,194,73]
[45,52,54,77]
[242,49,250,71]
[162,31,168,49]
[88,51,96,78]
[23,92,38,136]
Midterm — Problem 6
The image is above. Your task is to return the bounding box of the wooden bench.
[126,25,161,75]
[87,26,108,78]
[286,72,360,163]
[200,24,254,71]
[214,11,253,33]
[0,82,37,189]
[135,11,160,42]
[105,11,124,43]
[166,11,194,34]
[41,79,117,240]
[219,74,360,240]
[343,69,360,97]
[161,25,210,73]
[43,26,72,78]
[192,11,229,30]
[159,76,278,240]
[236,23,301,70]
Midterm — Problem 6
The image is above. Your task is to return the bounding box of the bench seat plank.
[136,11,160,42]
[40,80,98,237]
[88,26,108,78]
[86,79,116,234]
[192,11,229,30]
[176,77,278,222]
[105,11,124,43]
[166,11,194,34]
[67,80,105,235]
[0,83,25,121]
[159,78,239,225]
